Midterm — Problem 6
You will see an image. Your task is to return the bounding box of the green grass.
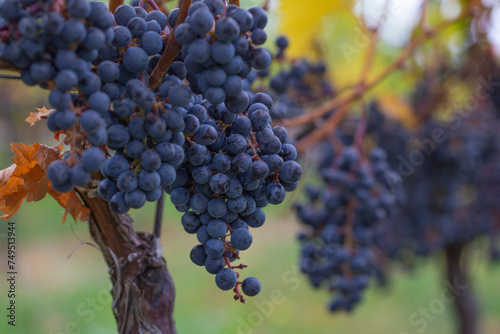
[1,198,500,334]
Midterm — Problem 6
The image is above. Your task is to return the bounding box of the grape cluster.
[174,93,302,300]
[365,97,500,258]
[295,145,398,312]
[0,0,303,301]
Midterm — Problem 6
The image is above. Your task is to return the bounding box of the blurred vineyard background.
[1,0,500,333]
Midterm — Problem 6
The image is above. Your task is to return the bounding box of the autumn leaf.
[0,142,89,222]
[278,0,350,59]
[0,142,60,219]
[25,106,53,126]
[0,165,27,220]
[378,94,418,126]
[48,184,91,224]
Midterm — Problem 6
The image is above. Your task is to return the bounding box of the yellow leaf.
[278,0,351,59]
[25,106,53,126]
[378,94,417,126]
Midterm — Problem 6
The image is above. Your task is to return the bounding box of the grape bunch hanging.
[0,0,302,300]
[295,145,399,312]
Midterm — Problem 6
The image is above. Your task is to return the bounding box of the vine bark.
[77,189,177,334]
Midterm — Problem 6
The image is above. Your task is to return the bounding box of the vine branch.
[229,0,240,6]
[148,0,192,90]
[154,192,165,238]
[109,0,124,13]
[285,8,473,151]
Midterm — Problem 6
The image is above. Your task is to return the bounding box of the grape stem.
[148,0,192,90]
[108,0,124,13]
[354,100,367,153]
[138,0,160,12]
[262,0,270,11]
[233,281,246,303]
[228,0,240,6]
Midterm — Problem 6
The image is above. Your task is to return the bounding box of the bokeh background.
[1,0,500,333]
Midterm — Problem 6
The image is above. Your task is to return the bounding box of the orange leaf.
[0,164,16,186]
[0,142,62,219]
[47,184,90,223]
[24,164,49,202]
[0,169,27,220]
[25,106,53,126]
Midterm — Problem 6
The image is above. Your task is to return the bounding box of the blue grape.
[248,48,271,70]
[55,70,78,91]
[197,226,211,244]
[241,277,261,296]
[190,193,209,214]
[215,17,240,42]
[190,8,214,35]
[88,92,111,114]
[146,20,161,34]
[174,23,196,45]
[125,189,146,208]
[192,165,212,184]
[127,17,147,38]
[113,26,132,47]
[114,4,136,26]
[170,187,190,206]
[61,19,87,43]
[98,60,120,83]
[225,134,247,155]
[83,27,106,50]
[81,147,106,172]
[215,268,237,290]
[137,169,161,191]
[251,28,267,45]
[140,31,162,56]
[248,7,268,30]
[123,47,149,73]
[207,219,227,238]
[205,238,225,258]
[47,161,70,186]
[107,124,130,148]
[207,198,227,218]
[109,192,130,213]
[211,41,235,64]
[105,155,130,179]
[210,173,230,195]
[49,90,71,110]
[145,10,167,30]
[181,211,201,232]
[231,228,253,250]
[279,161,302,183]
[98,178,118,201]
[227,196,247,214]
[244,208,265,228]
[117,171,138,193]
[205,256,225,274]
[191,244,207,266]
